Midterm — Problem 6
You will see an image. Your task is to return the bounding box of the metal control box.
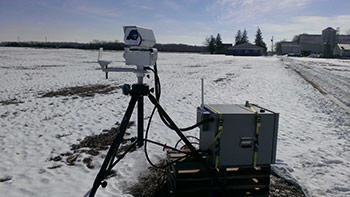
[123,48,158,66]
[197,104,278,168]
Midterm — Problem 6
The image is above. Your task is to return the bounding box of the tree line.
[1,27,268,54]
[205,27,267,54]
[0,41,206,53]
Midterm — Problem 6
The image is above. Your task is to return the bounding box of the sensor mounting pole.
[201,78,204,109]
[136,65,145,147]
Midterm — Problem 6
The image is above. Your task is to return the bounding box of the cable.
[143,62,211,169]
[143,97,191,169]
[175,135,200,149]
[179,117,213,131]
[144,105,157,164]
[146,65,176,130]
[154,63,161,101]
[145,63,161,101]
[145,139,191,154]
[157,106,212,132]
[147,64,213,132]
[144,106,189,169]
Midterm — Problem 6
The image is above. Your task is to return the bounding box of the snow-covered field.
[0,47,349,197]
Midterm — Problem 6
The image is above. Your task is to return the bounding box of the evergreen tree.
[235,30,242,45]
[205,35,216,54]
[241,29,249,44]
[254,27,267,52]
[215,33,223,54]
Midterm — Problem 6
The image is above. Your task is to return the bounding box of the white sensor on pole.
[98,48,103,61]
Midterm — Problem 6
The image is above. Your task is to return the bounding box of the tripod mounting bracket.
[123,83,150,96]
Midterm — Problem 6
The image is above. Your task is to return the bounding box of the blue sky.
[1,0,350,49]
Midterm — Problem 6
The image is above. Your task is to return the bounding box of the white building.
[333,44,350,57]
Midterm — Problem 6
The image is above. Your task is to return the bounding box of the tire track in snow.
[280,57,350,113]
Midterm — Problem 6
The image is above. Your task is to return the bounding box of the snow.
[283,57,350,111]
[0,47,349,197]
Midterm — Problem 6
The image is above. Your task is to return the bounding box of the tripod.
[86,79,200,197]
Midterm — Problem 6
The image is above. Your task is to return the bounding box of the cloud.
[162,0,181,10]
[210,0,314,23]
[149,14,214,44]
[74,5,120,18]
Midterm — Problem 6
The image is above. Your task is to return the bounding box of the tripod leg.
[147,94,200,158]
[88,95,138,197]
[137,96,144,147]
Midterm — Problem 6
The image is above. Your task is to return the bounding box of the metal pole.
[201,78,204,109]
[137,65,144,147]
[137,96,144,147]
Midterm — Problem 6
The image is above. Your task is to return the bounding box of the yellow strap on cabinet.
[237,103,256,113]
[205,105,223,169]
[237,103,260,168]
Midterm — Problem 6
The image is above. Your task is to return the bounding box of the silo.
[322,27,336,57]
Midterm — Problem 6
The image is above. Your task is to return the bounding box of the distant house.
[333,44,350,58]
[225,43,264,56]
[216,43,232,54]
[222,43,232,51]
[276,41,301,56]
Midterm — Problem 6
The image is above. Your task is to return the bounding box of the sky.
[1,0,350,49]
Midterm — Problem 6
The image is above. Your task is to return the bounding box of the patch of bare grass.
[0,99,24,105]
[40,84,122,98]
[49,121,135,169]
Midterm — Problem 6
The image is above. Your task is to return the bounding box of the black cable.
[158,108,212,132]
[175,136,200,149]
[146,64,175,130]
[144,107,185,169]
[144,105,160,169]
[143,62,209,169]
[145,64,161,101]
[148,64,213,132]
[145,139,191,155]
[154,63,161,101]
[179,117,213,131]
[143,100,190,169]
[152,63,177,131]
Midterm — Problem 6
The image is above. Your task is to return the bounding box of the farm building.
[276,41,301,56]
[225,43,264,56]
[277,27,350,57]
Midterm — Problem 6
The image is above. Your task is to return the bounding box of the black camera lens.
[127,30,139,40]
